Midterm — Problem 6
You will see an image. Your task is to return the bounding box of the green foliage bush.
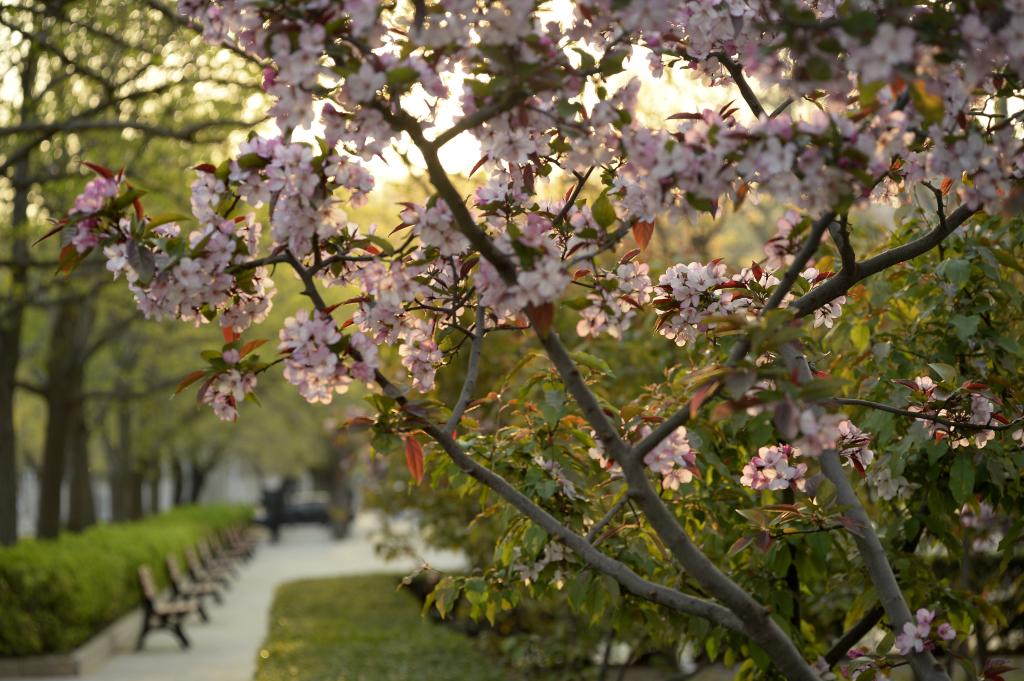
[0,504,251,656]
[255,575,512,681]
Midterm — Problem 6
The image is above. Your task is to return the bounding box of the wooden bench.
[136,565,195,651]
[197,538,238,578]
[166,555,221,620]
[215,529,253,562]
[225,526,257,559]
[185,547,231,590]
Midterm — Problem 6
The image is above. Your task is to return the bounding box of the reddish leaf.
[620,249,641,264]
[345,416,375,427]
[57,244,80,275]
[83,161,114,178]
[728,535,754,556]
[940,177,953,195]
[754,530,773,553]
[33,221,66,246]
[459,255,479,278]
[222,327,239,343]
[689,380,720,419]
[239,339,267,359]
[340,317,355,329]
[469,155,490,177]
[527,303,555,338]
[631,220,654,251]
[193,163,217,174]
[667,112,703,120]
[404,434,425,485]
[963,381,989,391]
[837,514,864,537]
[572,268,591,281]
[175,370,209,395]
[196,374,219,405]
[735,182,749,209]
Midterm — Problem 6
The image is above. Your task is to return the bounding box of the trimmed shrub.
[0,504,251,656]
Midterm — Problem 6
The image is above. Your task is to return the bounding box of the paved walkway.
[17,513,466,681]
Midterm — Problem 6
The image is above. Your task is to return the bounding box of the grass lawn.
[254,574,511,681]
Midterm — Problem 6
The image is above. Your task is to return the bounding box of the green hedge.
[0,504,251,656]
[255,575,511,681]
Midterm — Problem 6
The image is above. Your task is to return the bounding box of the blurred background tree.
[0,0,276,541]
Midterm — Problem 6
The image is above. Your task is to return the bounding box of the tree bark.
[190,463,210,504]
[171,457,186,506]
[109,399,142,521]
[66,409,96,532]
[0,42,39,546]
[37,302,92,538]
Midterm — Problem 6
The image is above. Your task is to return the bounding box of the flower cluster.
[533,455,583,501]
[642,426,698,491]
[278,310,377,404]
[801,267,846,329]
[200,369,258,422]
[576,260,653,339]
[894,608,956,656]
[654,261,732,347]
[903,377,999,448]
[739,444,807,492]
[476,214,569,319]
[837,420,875,471]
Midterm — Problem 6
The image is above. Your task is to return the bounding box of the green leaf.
[928,362,958,385]
[386,65,417,90]
[949,453,975,506]
[148,212,190,228]
[591,191,616,229]
[950,314,980,342]
[937,258,972,289]
[571,351,615,378]
[850,323,871,353]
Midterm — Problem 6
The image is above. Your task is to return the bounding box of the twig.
[831,397,1021,432]
[586,493,629,544]
[444,305,486,433]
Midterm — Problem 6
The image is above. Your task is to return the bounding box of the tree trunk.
[66,414,96,532]
[37,302,92,538]
[109,399,143,522]
[171,458,186,506]
[147,466,161,515]
[190,464,210,504]
[0,44,39,546]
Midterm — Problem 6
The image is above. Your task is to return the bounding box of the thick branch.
[791,205,978,317]
[715,53,766,119]
[820,451,949,681]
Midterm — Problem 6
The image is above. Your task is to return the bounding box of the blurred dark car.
[282,490,330,524]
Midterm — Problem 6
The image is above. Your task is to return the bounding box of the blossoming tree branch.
[53,1,1023,680]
